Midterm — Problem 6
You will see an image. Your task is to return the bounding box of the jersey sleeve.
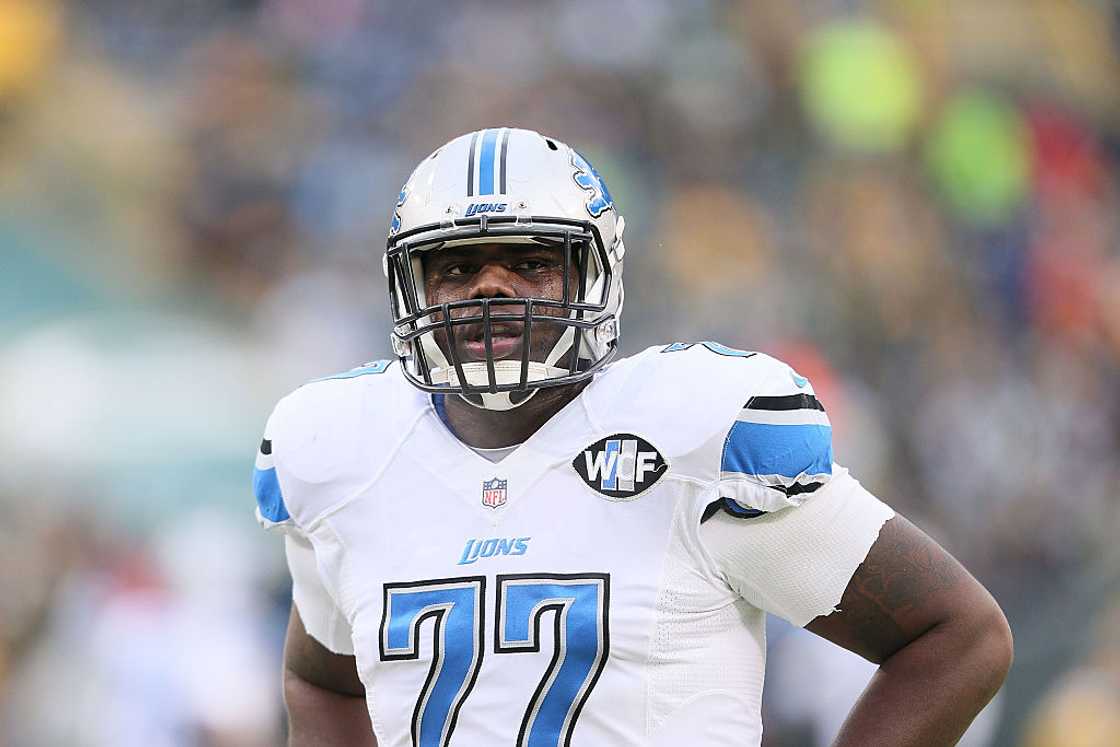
[285,533,356,655]
[253,412,293,533]
[700,466,894,626]
[253,406,355,655]
[717,356,834,515]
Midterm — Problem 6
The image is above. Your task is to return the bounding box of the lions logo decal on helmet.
[389,185,408,237]
[571,150,614,219]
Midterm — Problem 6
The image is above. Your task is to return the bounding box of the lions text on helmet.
[385,128,626,411]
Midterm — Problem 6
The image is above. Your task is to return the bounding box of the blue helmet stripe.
[478,129,500,195]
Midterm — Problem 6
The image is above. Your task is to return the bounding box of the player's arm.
[281,534,374,745]
[805,515,1013,747]
[703,353,1010,745]
[254,410,375,745]
[284,607,377,747]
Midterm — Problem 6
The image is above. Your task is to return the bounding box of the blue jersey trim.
[254,466,290,523]
[432,392,450,427]
[311,359,392,382]
[660,341,757,358]
[722,421,833,479]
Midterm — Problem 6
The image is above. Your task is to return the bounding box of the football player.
[255,128,1012,746]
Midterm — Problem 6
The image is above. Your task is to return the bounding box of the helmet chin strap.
[422,326,578,412]
[458,386,541,412]
[448,360,568,411]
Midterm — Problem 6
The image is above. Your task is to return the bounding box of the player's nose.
[467,262,518,300]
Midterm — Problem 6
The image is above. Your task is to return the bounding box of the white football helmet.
[385,128,626,410]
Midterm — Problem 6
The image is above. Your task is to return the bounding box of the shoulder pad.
[717,350,833,515]
[254,428,289,532]
[585,342,833,511]
[582,342,783,481]
[254,361,425,529]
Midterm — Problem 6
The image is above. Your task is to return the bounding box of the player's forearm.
[284,670,377,747]
[831,607,1012,747]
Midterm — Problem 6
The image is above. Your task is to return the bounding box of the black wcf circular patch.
[572,433,669,501]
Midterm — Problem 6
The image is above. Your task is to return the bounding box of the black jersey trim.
[702,497,768,522]
[770,481,825,497]
[745,394,824,412]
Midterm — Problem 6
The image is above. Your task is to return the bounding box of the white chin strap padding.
[417,321,581,411]
[445,362,566,411]
[465,389,538,411]
[444,359,567,388]
[453,324,579,411]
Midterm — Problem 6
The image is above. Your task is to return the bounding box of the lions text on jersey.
[254,343,893,746]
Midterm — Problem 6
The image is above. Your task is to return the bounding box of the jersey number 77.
[380,572,611,747]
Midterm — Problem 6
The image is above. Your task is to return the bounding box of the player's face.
[422,242,574,365]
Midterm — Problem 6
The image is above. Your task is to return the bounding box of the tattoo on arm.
[850,515,962,617]
[807,515,970,663]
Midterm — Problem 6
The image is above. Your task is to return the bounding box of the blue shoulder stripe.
[311,359,392,382]
[722,421,833,479]
[254,466,290,523]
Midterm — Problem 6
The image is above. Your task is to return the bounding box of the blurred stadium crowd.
[0,1,1118,744]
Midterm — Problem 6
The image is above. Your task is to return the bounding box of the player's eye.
[444,263,475,277]
[513,258,552,272]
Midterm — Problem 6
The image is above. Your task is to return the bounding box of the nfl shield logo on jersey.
[481,478,508,509]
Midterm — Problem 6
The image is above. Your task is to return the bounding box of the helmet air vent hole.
[545,139,558,151]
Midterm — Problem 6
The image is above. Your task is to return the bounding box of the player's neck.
[440,381,589,449]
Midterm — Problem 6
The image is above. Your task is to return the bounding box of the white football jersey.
[254,343,893,746]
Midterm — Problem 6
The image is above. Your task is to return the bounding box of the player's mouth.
[460,321,524,361]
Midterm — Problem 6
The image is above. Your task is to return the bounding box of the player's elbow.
[963,599,1014,698]
[283,667,375,746]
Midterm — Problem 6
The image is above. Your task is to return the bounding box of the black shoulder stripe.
[701,497,768,523]
[702,482,825,524]
[700,500,723,524]
[260,438,272,455]
[770,481,824,497]
[745,394,824,412]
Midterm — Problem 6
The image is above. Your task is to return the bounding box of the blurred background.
[0,0,1118,744]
